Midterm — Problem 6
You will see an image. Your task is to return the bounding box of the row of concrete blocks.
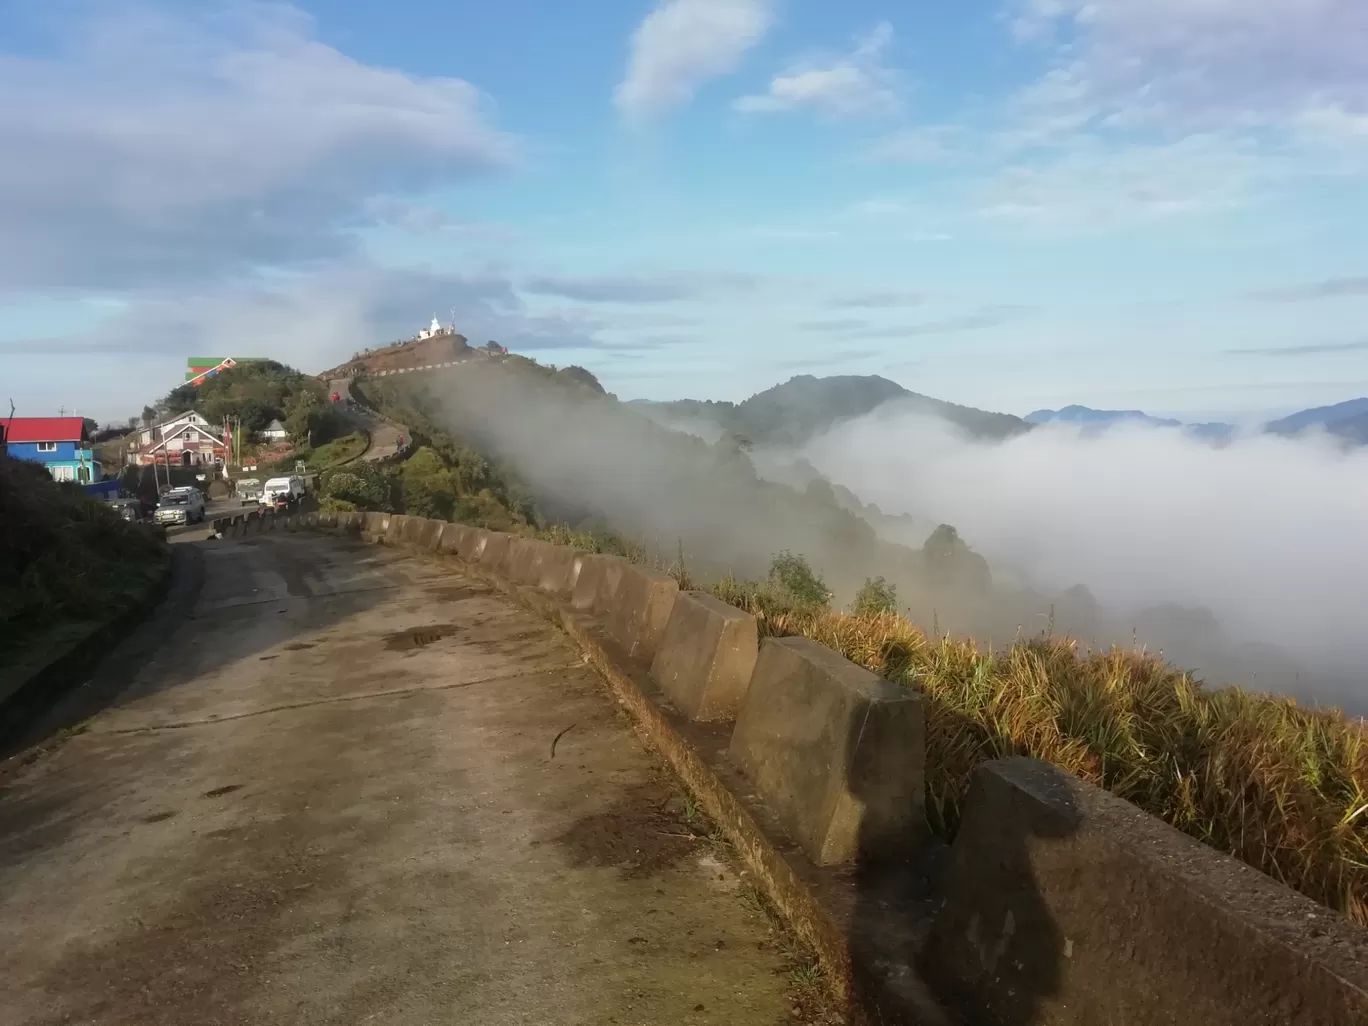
[280,510,1368,1026]
[213,509,319,537]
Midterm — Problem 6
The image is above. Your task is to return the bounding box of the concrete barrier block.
[570,554,628,613]
[728,636,926,867]
[338,511,362,534]
[415,518,444,550]
[437,522,471,555]
[502,537,553,584]
[650,592,759,722]
[384,514,410,545]
[400,516,429,546]
[456,526,489,562]
[476,531,512,570]
[534,546,591,595]
[921,757,1368,1026]
[604,564,679,661]
[361,511,388,539]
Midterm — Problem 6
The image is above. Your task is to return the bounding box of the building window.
[50,465,74,482]
[36,441,57,452]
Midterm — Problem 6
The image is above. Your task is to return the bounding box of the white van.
[263,476,306,510]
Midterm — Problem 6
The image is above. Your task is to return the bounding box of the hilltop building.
[185,356,264,386]
[2,417,104,483]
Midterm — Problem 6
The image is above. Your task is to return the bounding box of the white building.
[132,409,227,466]
[416,315,445,340]
[259,418,289,441]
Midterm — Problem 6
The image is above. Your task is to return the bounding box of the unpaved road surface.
[0,534,810,1025]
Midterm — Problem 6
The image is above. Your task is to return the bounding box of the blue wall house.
[2,417,104,483]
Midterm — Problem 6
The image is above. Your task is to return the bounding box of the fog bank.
[800,409,1368,705]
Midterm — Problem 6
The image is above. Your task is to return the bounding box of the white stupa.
[417,314,444,340]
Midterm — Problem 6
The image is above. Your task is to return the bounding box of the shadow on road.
[844,705,1080,1026]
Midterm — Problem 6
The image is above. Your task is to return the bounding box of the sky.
[2,0,1367,424]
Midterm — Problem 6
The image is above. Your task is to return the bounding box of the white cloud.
[615,0,774,123]
[803,409,1368,704]
[977,134,1265,228]
[0,3,513,293]
[736,21,899,118]
[1010,0,1368,131]
[1,261,604,371]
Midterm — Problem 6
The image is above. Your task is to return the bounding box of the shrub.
[851,576,897,616]
[768,550,830,609]
[322,467,391,511]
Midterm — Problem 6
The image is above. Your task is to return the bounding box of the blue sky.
[2,0,1367,423]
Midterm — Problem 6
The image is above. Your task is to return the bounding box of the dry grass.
[712,577,1368,927]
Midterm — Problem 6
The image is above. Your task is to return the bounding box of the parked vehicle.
[237,477,263,505]
[262,475,306,510]
[154,487,205,526]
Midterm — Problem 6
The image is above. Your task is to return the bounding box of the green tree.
[768,551,830,609]
[284,391,322,443]
[851,577,898,617]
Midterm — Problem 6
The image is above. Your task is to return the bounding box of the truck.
[262,476,306,511]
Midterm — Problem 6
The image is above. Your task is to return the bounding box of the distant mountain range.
[1263,397,1368,444]
[634,374,1031,446]
[633,375,1368,449]
[1029,398,1368,444]
[1026,405,1237,441]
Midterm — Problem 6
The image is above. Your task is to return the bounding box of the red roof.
[2,417,86,443]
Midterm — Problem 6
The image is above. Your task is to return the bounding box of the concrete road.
[327,378,404,463]
[0,534,819,1025]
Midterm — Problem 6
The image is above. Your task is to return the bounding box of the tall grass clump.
[713,569,1368,927]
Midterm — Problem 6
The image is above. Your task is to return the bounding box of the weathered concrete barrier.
[650,591,759,722]
[414,517,444,550]
[361,511,388,540]
[604,564,679,661]
[500,536,550,584]
[383,514,410,545]
[437,522,471,555]
[475,530,512,571]
[571,554,628,614]
[399,515,428,547]
[457,526,490,562]
[922,756,1368,1026]
[729,637,926,866]
[534,546,591,596]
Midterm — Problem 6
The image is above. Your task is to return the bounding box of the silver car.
[154,489,205,525]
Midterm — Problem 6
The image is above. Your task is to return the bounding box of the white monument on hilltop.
[417,315,444,341]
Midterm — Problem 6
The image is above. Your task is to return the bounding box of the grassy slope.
[267,429,370,473]
[0,454,169,686]
[354,358,1367,927]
